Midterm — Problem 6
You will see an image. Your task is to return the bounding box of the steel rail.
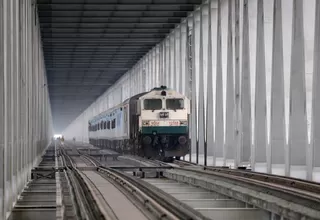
[78,153,208,220]
[60,149,106,220]
[174,159,320,195]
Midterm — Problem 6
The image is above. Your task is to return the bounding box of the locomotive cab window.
[166,99,184,110]
[144,99,162,110]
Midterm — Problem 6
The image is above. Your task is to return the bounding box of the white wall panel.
[63,0,320,181]
[0,0,53,217]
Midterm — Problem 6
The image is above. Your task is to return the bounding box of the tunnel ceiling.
[37,0,202,132]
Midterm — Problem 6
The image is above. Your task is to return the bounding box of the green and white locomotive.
[88,86,190,161]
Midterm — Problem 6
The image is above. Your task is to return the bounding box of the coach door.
[123,105,128,136]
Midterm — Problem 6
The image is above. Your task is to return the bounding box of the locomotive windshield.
[144,99,162,110]
[166,99,184,110]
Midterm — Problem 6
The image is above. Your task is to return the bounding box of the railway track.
[59,144,207,220]
[164,165,320,219]
[74,151,269,219]
[59,142,320,219]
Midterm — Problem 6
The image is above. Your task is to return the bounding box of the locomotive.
[88,86,190,161]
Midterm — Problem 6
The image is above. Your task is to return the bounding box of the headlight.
[180,120,188,125]
[178,136,187,145]
[142,120,149,126]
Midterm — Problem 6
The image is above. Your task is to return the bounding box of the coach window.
[111,119,116,129]
[104,121,107,129]
[144,99,162,110]
[166,99,184,110]
[107,120,110,129]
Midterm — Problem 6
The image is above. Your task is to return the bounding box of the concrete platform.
[164,168,320,220]
[141,177,269,219]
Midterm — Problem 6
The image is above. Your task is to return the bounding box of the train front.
[138,86,190,160]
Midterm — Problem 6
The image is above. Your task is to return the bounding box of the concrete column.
[170,33,175,89]
[206,0,215,164]
[175,27,181,91]
[27,0,33,176]
[193,10,201,163]
[225,0,236,167]
[187,17,193,101]
[165,38,170,88]
[160,42,165,86]
[190,12,198,162]
[270,0,286,175]
[288,0,308,179]
[254,0,268,172]
[215,0,224,166]
[234,0,241,168]
[21,0,27,187]
[12,0,19,203]
[7,0,13,211]
[147,53,151,90]
[0,0,6,218]
[180,23,187,95]
[240,0,252,165]
[142,59,147,92]
[153,48,156,88]
[311,0,320,181]
[201,4,210,165]
[155,46,160,88]
[198,5,207,164]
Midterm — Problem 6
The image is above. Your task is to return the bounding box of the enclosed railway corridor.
[2,0,320,219]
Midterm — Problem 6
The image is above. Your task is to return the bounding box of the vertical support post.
[201,4,209,166]
[240,0,251,165]
[193,10,201,164]
[170,33,175,89]
[165,38,170,87]
[215,0,224,166]
[288,0,308,179]
[234,0,241,168]
[198,6,205,164]
[254,0,268,172]
[190,14,197,163]
[209,0,217,165]
[225,0,235,167]
[0,0,6,217]
[175,28,181,92]
[156,46,160,88]
[270,0,286,175]
[180,22,187,95]
[7,0,13,210]
[13,0,19,202]
[311,0,320,181]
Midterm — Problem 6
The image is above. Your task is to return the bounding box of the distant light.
[54,134,62,139]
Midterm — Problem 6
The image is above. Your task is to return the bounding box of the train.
[88,86,190,161]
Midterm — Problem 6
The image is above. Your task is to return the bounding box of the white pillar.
[311,0,320,182]
[288,0,308,179]
[240,0,252,165]
[270,0,286,175]
[215,0,224,166]
[254,0,268,172]
[225,0,235,167]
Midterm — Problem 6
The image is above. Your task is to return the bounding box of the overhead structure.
[37,0,203,131]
